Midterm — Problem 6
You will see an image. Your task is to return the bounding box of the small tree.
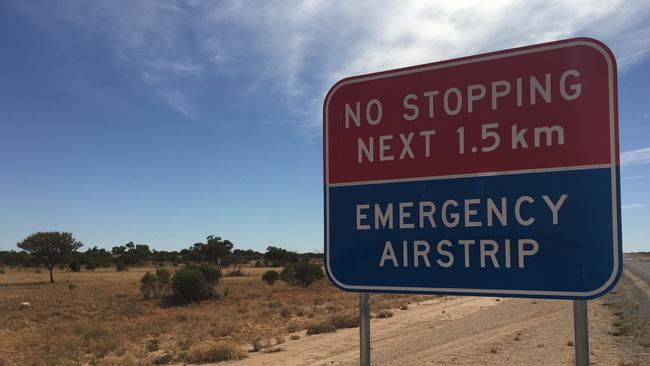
[202,235,234,270]
[262,270,279,285]
[17,232,83,283]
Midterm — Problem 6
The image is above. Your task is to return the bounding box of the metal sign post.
[573,300,589,366]
[359,292,370,366]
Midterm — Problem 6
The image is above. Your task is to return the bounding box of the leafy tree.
[0,250,34,267]
[191,235,234,269]
[112,242,152,265]
[264,246,299,267]
[83,246,113,268]
[111,245,126,256]
[17,232,83,283]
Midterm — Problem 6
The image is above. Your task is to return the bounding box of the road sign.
[323,37,621,299]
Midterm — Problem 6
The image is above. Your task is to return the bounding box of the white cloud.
[621,147,650,166]
[13,0,650,130]
[622,203,645,209]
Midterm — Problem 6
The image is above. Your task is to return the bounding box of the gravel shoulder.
[214,271,650,366]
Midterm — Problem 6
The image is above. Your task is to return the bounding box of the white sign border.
[323,38,620,299]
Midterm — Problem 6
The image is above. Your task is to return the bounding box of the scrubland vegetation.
[0,265,424,365]
[0,232,425,365]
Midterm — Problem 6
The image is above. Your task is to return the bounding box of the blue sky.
[1,1,649,253]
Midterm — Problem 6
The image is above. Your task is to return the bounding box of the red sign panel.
[325,38,618,185]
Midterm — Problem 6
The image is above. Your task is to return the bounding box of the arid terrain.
[229,269,650,366]
[0,265,424,365]
[1,257,649,366]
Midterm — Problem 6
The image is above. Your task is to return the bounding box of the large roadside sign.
[323,38,621,299]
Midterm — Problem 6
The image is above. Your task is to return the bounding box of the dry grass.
[306,322,337,335]
[327,311,359,329]
[186,340,247,362]
[375,309,394,318]
[0,265,426,365]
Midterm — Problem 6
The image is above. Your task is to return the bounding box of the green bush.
[306,322,336,335]
[197,263,221,284]
[171,266,218,303]
[281,262,324,287]
[279,266,294,284]
[85,259,98,271]
[69,260,81,272]
[153,354,173,365]
[262,270,279,285]
[182,263,221,284]
[115,260,127,272]
[140,268,171,299]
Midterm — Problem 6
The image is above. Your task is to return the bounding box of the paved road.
[624,255,650,284]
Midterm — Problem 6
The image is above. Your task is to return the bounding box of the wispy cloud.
[622,203,645,209]
[621,147,650,166]
[13,0,650,131]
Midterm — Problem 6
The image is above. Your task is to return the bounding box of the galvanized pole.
[573,300,589,366]
[359,292,370,366]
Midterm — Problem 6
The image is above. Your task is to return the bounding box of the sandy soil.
[214,271,650,366]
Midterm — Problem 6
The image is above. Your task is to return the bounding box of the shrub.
[185,263,221,284]
[140,268,171,299]
[186,340,247,362]
[262,270,279,285]
[306,322,336,335]
[115,260,127,272]
[153,354,173,365]
[251,338,262,352]
[171,267,216,303]
[280,307,292,318]
[327,312,359,329]
[147,338,160,352]
[69,260,81,272]
[287,321,301,333]
[279,266,295,284]
[375,309,394,318]
[85,260,97,271]
[281,262,324,287]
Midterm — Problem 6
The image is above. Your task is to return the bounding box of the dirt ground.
[0,265,424,365]
[215,271,650,366]
[1,264,648,365]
